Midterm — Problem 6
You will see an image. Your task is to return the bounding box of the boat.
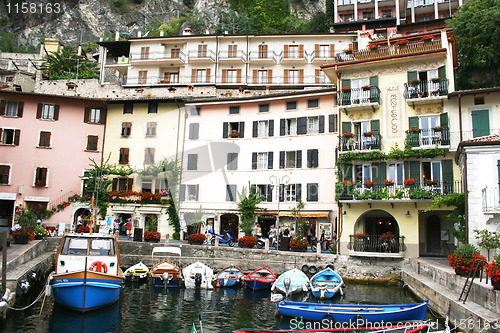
[310,267,344,299]
[150,246,182,288]
[49,233,123,312]
[124,262,149,282]
[271,268,309,296]
[232,323,431,333]
[215,265,245,287]
[244,266,276,291]
[182,261,214,289]
[277,300,429,323]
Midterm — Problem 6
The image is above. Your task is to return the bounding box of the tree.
[447,0,500,89]
[290,199,307,238]
[237,186,262,236]
[40,46,99,80]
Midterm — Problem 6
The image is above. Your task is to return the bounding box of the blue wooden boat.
[271,268,309,295]
[232,322,431,332]
[50,234,123,312]
[244,267,276,291]
[216,265,245,287]
[150,247,182,288]
[310,267,344,299]
[277,300,428,323]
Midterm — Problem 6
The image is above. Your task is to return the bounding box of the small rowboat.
[277,301,428,323]
[216,265,245,287]
[183,261,214,289]
[310,267,344,299]
[244,267,276,291]
[232,323,430,333]
[271,268,309,296]
[150,247,182,288]
[124,262,149,282]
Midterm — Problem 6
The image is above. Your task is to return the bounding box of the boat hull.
[277,301,428,323]
[310,268,343,299]
[245,279,273,291]
[152,276,180,288]
[232,323,430,333]
[218,278,240,287]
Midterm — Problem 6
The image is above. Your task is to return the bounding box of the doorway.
[426,215,441,254]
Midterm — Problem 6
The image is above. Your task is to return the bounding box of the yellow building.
[102,98,186,239]
[322,29,461,258]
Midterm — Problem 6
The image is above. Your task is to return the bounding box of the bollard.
[264,238,269,251]
[215,236,219,247]
[316,242,322,255]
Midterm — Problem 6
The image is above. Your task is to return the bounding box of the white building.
[180,88,339,241]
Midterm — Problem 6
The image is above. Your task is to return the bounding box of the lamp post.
[269,174,290,238]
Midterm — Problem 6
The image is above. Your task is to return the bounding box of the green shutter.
[408,116,420,147]
[370,119,380,134]
[343,164,352,181]
[438,66,446,78]
[369,75,378,87]
[472,109,490,138]
[372,162,386,183]
[341,79,350,89]
[442,159,454,194]
[342,121,351,134]
[497,160,500,187]
[404,161,410,180]
[440,113,448,128]
[409,161,421,182]
[409,116,419,129]
[440,112,450,145]
[407,71,417,82]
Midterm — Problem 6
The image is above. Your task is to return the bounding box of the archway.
[219,214,239,239]
[353,209,400,253]
[73,208,91,226]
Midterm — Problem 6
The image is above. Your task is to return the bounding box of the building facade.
[180,89,339,241]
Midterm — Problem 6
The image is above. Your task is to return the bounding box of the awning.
[0,193,16,200]
[279,212,330,219]
[137,207,163,214]
[110,205,135,214]
[24,196,49,202]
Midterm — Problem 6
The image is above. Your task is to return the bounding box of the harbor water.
[1,281,441,333]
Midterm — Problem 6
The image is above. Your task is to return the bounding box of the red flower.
[238,236,257,248]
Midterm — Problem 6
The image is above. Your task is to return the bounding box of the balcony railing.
[188,49,216,62]
[248,51,281,63]
[338,86,380,106]
[404,79,449,99]
[348,235,406,254]
[334,39,442,64]
[129,51,187,63]
[218,50,247,62]
[338,180,462,201]
[405,128,450,147]
[482,187,500,213]
[339,132,382,152]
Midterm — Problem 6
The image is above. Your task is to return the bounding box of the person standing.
[125,218,132,240]
[290,227,296,239]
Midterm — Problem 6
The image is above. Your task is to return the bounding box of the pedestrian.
[290,227,296,238]
[320,229,326,250]
[283,227,290,237]
[113,219,119,235]
[125,218,132,239]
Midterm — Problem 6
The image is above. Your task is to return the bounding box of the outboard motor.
[162,272,169,286]
[194,273,202,288]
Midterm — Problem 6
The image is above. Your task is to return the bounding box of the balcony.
[129,51,187,65]
[348,234,406,258]
[333,38,443,64]
[311,51,336,63]
[248,74,333,86]
[339,132,382,152]
[281,51,307,64]
[188,49,216,63]
[338,180,462,201]
[405,128,450,147]
[248,51,281,64]
[218,50,247,63]
[404,79,449,106]
[482,187,500,214]
[338,87,381,112]
[121,74,216,86]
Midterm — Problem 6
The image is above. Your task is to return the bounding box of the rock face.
[1,0,326,48]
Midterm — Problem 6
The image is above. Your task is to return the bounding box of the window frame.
[121,122,132,137]
[86,135,99,151]
[34,167,48,187]
[144,147,155,165]
[0,164,11,185]
[146,122,157,137]
[38,131,51,148]
[119,148,130,164]
[286,101,297,111]
[229,106,240,115]
[257,152,269,170]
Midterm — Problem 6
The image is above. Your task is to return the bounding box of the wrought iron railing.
[338,86,381,106]
[348,235,406,253]
[339,132,382,152]
[129,51,187,63]
[404,79,449,99]
[405,127,450,147]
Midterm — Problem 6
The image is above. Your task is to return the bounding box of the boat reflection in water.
[49,302,120,333]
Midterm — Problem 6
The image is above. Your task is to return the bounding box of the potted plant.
[383,179,395,186]
[409,78,421,86]
[33,225,48,239]
[448,243,487,277]
[424,179,439,186]
[341,86,351,92]
[421,35,434,43]
[290,237,308,252]
[364,180,377,188]
[229,131,240,138]
[238,235,257,248]
[145,231,161,242]
[431,77,442,83]
[368,45,379,51]
[12,228,34,244]
[408,127,421,134]
[363,130,374,137]
[396,39,409,46]
[342,180,355,186]
[188,233,206,245]
[380,231,396,241]
[432,126,442,132]
[486,253,500,290]
[343,47,354,55]
[353,233,369,240]
[362,84,371,91]
[342,131,354,139]
[404,178,417,186]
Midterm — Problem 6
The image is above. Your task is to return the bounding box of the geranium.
[364,180,377,187]
[431,77,443,83]
[396,39,409,46]
[368,45,379,51]
[383,179,395,186]
[342,131,354,138]
[363,130,374,137]
[342,180,355,186]
[424,179,439,186]
[12,228,34,241]
[421,35,434,42]
[341,86,351,92]
[380,231,396,241]
[448,244,487,273]
[238,235,257,248]
[353,233,369,239]
[362,84,371,91]
[189,233,206,243]
[486,253,500,282]
[409,78,421,86]
[343,47,355,54]
[229,131,240,138]
[76,225,90,233]
[145,231,161,240]
[404,178,417,185]
[290,237,308,249]
[432,126,442,131]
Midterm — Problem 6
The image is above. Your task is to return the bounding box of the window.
[171,48,180,58]
[0,165,10,185]
[288,45,299,58]
[286,101,297,111]
[189,123,199,140]
[154,178,168,193]
[123,103,133,114]
[43,104,54,119]
[121,122,131,137]
[354,164,372,184]
[252,151,273,170]
[422,161,441,184]
[351,78,370,103]
[420,115,439,145]
[112,178,133,191]
[352,121,373,148]
[84,107,103,124]
[196,69,207,83]
[258,152,268,170]
[38,131,51,148]
[228,45,237,58]
[148,102,158,114]
[141,178,153,192]
[329,114,338,133]
[258,120,268,138]
[146,122,157,137]
[287,118,297,135]
[138,71,148,85]
[145,148,155,165]
[34,167,48,187]
[307,183,318,202]
[187,154,198,170]
[308,116,319,134]
[179,184,199,201]
[258,44,268,58]
[288,70,300,84]
[388,163,404,185]
[227,152,238,170]
[165,72,179,83]
[1,101,23,117]
[86,135,98,151]
[474,97,485,105]
[190,107,201,116]
[119,148,129,164]
[198,44,207,57]
[36,103,59,121]
[307,149,319,168]
[226,184,237,201]
[223,121,244,138]
[308,99,319,108]
[259,104,269,113]
[140,47,150,59]
[472,109,490,138]
[229,106,240,115]
[363,11,374,20]
[251,184,272,202]
[280,150,301,169]
[1,128,20,145]
[382,9,392,18]
[317,70,328,84]
[286,151,298,168]
[281,184,299,202]
[227,69,238,83]
[318,45,329,58]
[256,70,268,84]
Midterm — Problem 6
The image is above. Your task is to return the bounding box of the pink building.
[0,91,106,229]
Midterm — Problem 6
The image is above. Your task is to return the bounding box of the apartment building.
[321,29,460,258]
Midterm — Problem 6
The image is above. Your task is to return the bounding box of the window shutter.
[279,184,284,202]
[313,149,319,167]
[17,102,23,117]
[239,121,245,138]
[315,69,320,84]
[307,149,312,168]
[409,116,419,129]
[404,161,410,180]
[227,153,232,169]
[299,69,304,84]
[0,100,5,115]
[442,159,454,194]
[268,70,273,84]
[409,161,420,182]
[472,110,490,138]
[36,103,42,119]
[179,184,186,201]
[296,150,302,168]
[127,178,133,191]
[343,164,353,181]
[407,71,417,82]
[307,183,318,202]
[370,119,380,134]
[237,69,242,83]
[267,185,273,202]
[369,75,378,87]
[222,69,227,84]
[329,114,337,132]
[330,44,335,57]
[372,162,386,183]
[268,152,273,169]
[319,115,325,133]
[226,185,233,201]
[280,119,286,136]
[112,178,118,191]
[284,69,289,84]
[252,152,257,170]
[206,69,211,83]
[253,70,258,84]
[440,112,450,145]
[296,184,302,201]
[253,121,258,137]
[250,185,256,195]
[438,65,446,78]
[279,151,285,169]
[315,44,319,56]
[440,112,448,128]
[342,121,351,134]
[284,45,289,58]
[191,69,196,83]
[299,44,304,57]
[341,79,350,89]
[84,107,91,123]
[223,122,228,138]
[297,117,307,134]
[53,105,60,120]
[14,129,20,145]
[268,119,274,137]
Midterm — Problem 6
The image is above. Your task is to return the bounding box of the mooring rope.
[7,276,50,311]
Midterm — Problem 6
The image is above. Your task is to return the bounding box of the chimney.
[115,31,119,41]
[205,29,210,35]
[77,45,82,56]
[137,30,142,38]
[224,30,229,35]
[183,28,192,36]
[160,30,164,37]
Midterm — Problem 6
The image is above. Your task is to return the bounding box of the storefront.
[0,193,15,227]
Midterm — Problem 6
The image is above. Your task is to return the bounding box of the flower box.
[431,77,442,83]
[229,131,240,138]
[353,233,369,240]
[396,39,409,46]
[424,179,439,186]
[342,132,354,139]
[368,45,379,51]
[432,126,442,132]
[343,48,354,55]
[421,35,434,43]
[341,86,351,92]
[145,231,161,242]
[403,178,417,186]
[238,236,257,248]
[341,180,355,186]
[364,180,377,188]
[380,231,396,241]
[362,85,371,91]
[188,233,206,244]
[409,79,421,86]
[363,130,374,137]
[408,127,421,134]
[383,179,395,186]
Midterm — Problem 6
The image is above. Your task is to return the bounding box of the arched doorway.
[353,210,400,253]
[219,214,239,239]
[73,208,91,227]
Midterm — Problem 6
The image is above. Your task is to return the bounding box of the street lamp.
[269,174,290,236]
